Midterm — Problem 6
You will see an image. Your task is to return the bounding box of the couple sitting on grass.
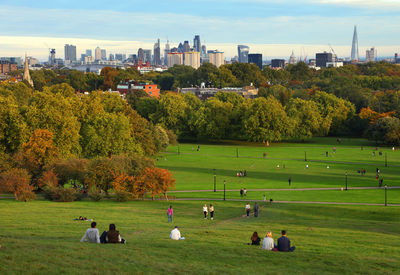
[80,222,126,244]
[251,230,295,252]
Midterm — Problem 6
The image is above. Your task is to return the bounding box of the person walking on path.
[240,188,244,198]
[254,202,259,218]
[243,188,247,197]
[288,177,292,187]
[203,204,208,219]
[245,203,251,217]
[209,204,214,220]
[167,205,173,223]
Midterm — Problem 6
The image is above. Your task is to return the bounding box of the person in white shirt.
[80,222,100,243]
[245,203,251,217]
[170,226,184,240]
[203,204,208,219]
[262,231,276,251]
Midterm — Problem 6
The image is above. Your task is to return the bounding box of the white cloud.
[310,0,400,9]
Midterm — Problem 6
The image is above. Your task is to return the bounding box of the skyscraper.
[316,52,333,68]
[101,49,107,61]
[193,35,201,52]
[154,38,161,66]
[351,25,359,61]
[143,50,152,64]
[64,44,77,62]
[164,40,170,66]
[95,47,101,61]
[184,52,200,69]
[86,49,92,57]
[138,48,144,62]
[183,41,191,53]
[49,49,56,65]
[248,54,262,69]
[237,45,249,63]
[168,52,184,67]
[177,43,184,53]
[366,47,376,62]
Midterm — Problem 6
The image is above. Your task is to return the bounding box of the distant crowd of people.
[250,230,295,252]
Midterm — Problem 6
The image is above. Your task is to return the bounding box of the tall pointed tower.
[23,53,34,87]
[351,25,359,61]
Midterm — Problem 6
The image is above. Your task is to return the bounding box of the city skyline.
[1,0,400,60]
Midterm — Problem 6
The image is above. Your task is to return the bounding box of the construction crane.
[328,44,337,61]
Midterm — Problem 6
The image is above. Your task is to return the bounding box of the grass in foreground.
[0,200,399,274]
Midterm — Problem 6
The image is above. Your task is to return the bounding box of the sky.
[1,0,400,60]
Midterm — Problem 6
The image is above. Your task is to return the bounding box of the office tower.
[80,54,86,62]
[143,50,152,64]
[193,35,201,52]
[154,38,161,65]
[167,52,184,67]
[177,43,184,53]
[109,54,114,61]
[64,44,77,62]
[138,48,144,62]
[289,51,297,64]
[49,49,56,65]
[86,49,92,57]
[23,53,33,87]
[201,45,206,55]
[316,52,333,68]
[208,50,224,67]
[101,49,107,61]
[164,40,170,66]
[183,41,190,53]
[351,25,359,61]
[248,54,262,69]
[184,52,200,69]
[95,47,101,61]
[115,54,126,61]
[271,59,285,69]
[238,45,249,63]
[366,47,376,62]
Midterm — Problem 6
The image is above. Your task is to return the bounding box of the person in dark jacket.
[254,202,259,217]
[277,230,295,252]
[251,231,261,245]
[106,224,126,244]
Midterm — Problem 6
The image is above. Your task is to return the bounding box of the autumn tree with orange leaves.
[0,168,35,201]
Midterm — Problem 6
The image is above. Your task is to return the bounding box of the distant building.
[143,50,152,64]
[351,25,359,61]
[117,80,160,98]
[289,51,297,64]
[184,52,200,69]
[64,44,77,63]
[248,53,262,69]
[86,49,92,57]
[154,38,161,66]
[109,54,114,61]
[101,49,107,61]
[193,35,201,52]
[180,86,258,100]
[23,53,33,87]
[183,41,191,53]
[177,43,184,53]
[27,56,39,66]
[238,45,249,63]
[95,47,102,61]
[138,48,144,62]
[316,52,333,68]
[164,40,170,66]
[168,52,184,67]
[115,54,126,61]
[0,60,18,74]
[49,49,56,65]
[366,47,377,62]
[208,51,224,68]
[395,53,400,64]
[271,59,285,69]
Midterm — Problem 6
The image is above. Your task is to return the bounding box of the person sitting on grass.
[80,221,100,243]
[251,231,261,245]
[277,230,295,252]
[262,231,276,251]
[106,224,126,244]
[170,226,185,240]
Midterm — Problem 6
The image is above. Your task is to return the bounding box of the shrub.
[115,191,132,202]
[0,168,36,201]
[43,184,78,202]
[87,186,104,201]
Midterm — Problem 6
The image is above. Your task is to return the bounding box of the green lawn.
[1,200,399,274]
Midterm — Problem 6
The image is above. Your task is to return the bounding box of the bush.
[0,168,36,201]
[87,186,104,201]
[43,184,78,202]
[115,191,132,202]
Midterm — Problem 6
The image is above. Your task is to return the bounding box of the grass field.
[1,200,399,274]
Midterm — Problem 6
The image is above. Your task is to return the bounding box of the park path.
[172,197,400,207]
[170,186,400,193]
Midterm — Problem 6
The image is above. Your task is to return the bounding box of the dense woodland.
[2,61,400,200]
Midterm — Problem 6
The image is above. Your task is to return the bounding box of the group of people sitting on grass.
[250,230,295,252]
[80,222,126,244]
[236,170,247,177]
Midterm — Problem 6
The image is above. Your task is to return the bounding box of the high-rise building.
[164,40,170,66]
[248,54,262,70]
[115,54,126,61]
[177,43,184,53]
[289,51,297,64]
[143,50,152,64]
[271,59,285,69]
[49,49,56,65]
[154,38,161,66]
[351,25,359,61]
[316,52,333,68]
[86,49,92,57]
[109,54,114,61]
[168,52,184,67]
[366,47,377,62]
[138,48,144,62]
[183,41,190,53]
[95,47,101,61]
[201,45,207,55]
[64,44,77,62]
[208,50,224,68]
[193,35,201,53]
[101,49,107,61]
[238,45,249,63]
[184,52,200,69]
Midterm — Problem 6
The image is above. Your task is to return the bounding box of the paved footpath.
[170,186,400,193]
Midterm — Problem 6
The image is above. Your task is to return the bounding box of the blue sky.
[1,0,400,59]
